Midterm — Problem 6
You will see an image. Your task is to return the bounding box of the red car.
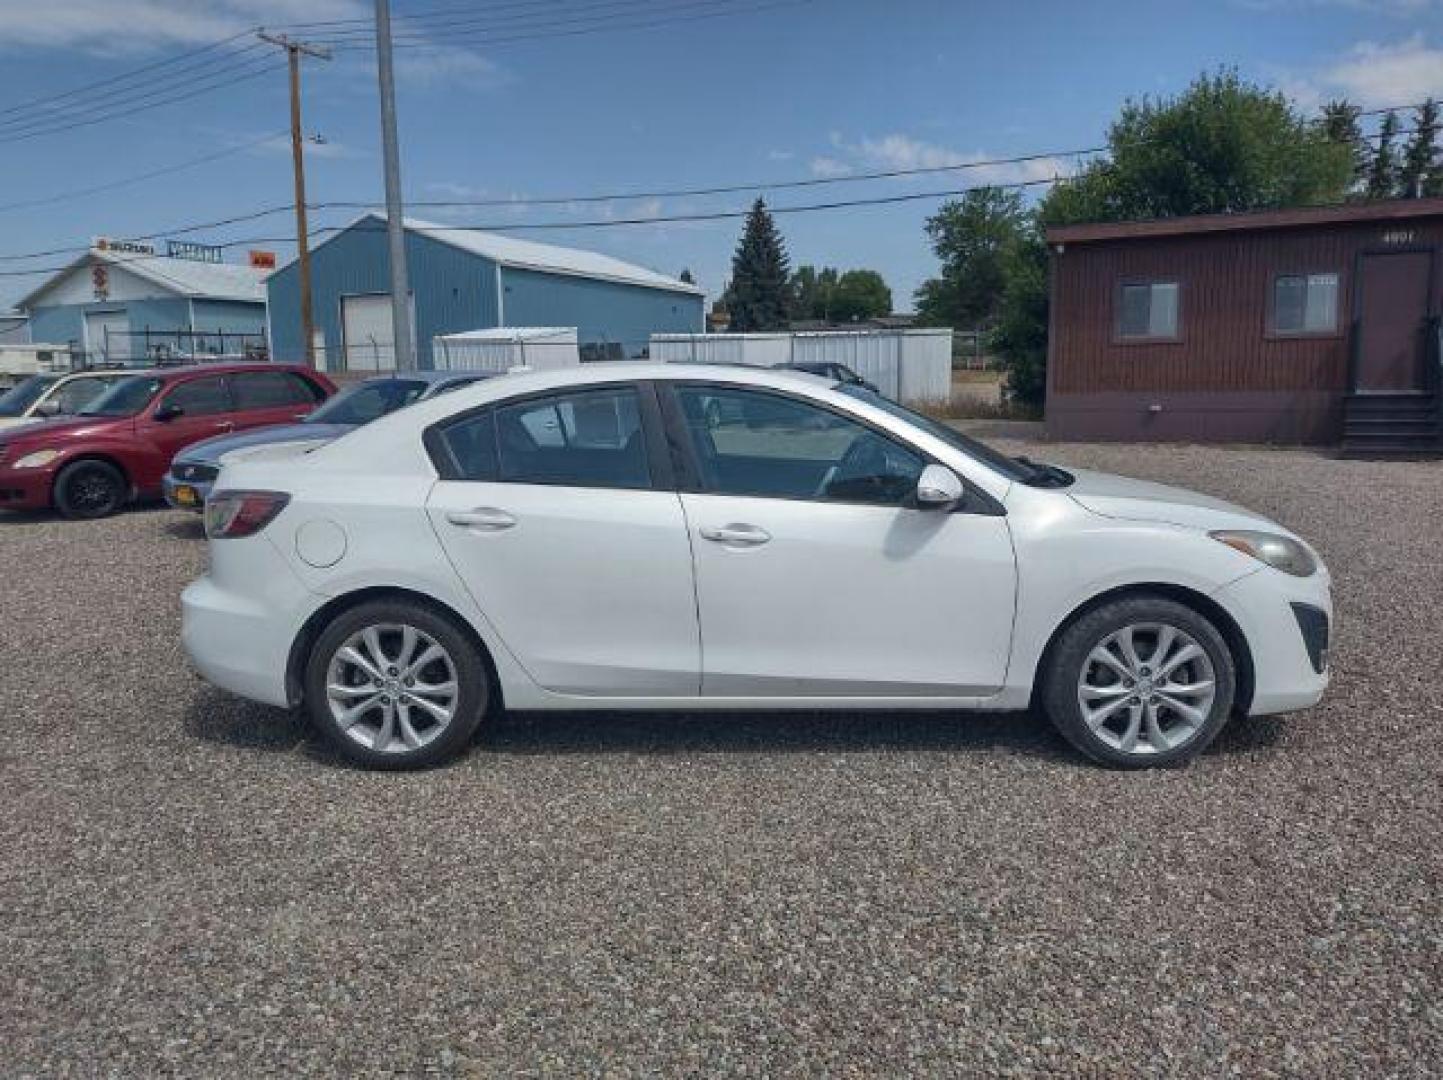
[0,363,335,519]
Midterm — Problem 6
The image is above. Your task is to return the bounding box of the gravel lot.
[2,438,1440,1076]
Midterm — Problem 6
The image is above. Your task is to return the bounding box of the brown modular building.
[1045,198,1443,455]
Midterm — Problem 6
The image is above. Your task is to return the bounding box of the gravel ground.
[2,439,1441,1077]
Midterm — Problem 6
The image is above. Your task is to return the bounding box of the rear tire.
[303,600,491,770]
[1042,595,1236,769]
[53,459,127,520]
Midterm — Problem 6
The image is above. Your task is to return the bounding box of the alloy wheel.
[324,623,460,754]
[1076,622,1217,756]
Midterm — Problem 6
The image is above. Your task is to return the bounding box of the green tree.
[788,264,840,320]
[829,269,892,322]
[1367,110,1402,199]
[989,232,1049,408]
[1321,99,1368,193]
[725,198,792,332]
[914,187,1027,329]
[1401,99,1440,198]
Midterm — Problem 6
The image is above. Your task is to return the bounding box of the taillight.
[205,490,290,539]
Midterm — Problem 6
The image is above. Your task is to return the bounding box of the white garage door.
[85,310,129,362]
[342,293,415,371]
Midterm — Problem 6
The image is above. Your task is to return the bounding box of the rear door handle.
[446,507,517,531]
[699,523,771,546]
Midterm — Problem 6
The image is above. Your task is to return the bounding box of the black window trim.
[423,380,676,493]
[655,380,1004,516]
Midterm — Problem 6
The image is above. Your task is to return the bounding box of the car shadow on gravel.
[163,515,206,540]
[185,686,1289,768]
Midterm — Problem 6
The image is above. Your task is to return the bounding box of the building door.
[341,293,416,371]
[1355,250,1433,393]
[85,310,129,363]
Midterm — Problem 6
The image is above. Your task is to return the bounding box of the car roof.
[105,362,318,382]
[358,370,494,386]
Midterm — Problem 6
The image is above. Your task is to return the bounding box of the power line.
[0,52,281,144]
[270,0,713,31]
[307,0,752,41]
[0,130,290,216]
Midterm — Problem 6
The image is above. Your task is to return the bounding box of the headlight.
[1210,530,1317,577]
[13,449,62,469]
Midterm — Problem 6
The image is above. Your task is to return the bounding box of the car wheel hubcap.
[73,472,115,512]
[1077,623,1216,756]
[325,623,459,754]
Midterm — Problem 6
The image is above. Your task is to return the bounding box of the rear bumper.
[1214,566,1333,716]
[0,465,55,510]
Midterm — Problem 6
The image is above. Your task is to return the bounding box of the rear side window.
[233,370,321,410]
[432,386,651,490]
[164,376,232,417]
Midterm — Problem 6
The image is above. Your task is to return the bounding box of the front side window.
[437,386,651,489]
[163,376,232,417]
[1119,281,1180,340]
[674,385,924,505]
[1273,273,1339,335]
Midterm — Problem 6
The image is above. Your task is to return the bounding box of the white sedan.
[182,363,1331,770]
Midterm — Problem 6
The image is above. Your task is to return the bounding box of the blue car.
[164,370,493,510]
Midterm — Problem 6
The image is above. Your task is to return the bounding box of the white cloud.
[0,0,365,52]
[820,132,1074,187]
[1314,35,1443,107]
[253,133,361,160]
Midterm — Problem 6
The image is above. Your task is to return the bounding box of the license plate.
[174,484,199,507]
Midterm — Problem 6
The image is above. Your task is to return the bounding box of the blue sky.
[1,0,1442,311]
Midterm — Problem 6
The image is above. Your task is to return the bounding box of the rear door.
[229,369,326,431]
[425,382,700,696]
[663,382,1016,698]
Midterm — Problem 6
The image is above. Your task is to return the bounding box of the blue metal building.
[266,213,704,369]
[17,244,268,363]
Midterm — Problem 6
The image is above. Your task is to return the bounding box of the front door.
[1355,250,1433,392]
[665,384,1017,698]
[425,383,700,696]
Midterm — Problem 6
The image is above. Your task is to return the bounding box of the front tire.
[54,459,127,519]
[1042,596,1236,769]
[303,600,490,770]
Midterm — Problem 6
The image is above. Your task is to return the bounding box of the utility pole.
[373,0,415,371]
[258,31,331,368]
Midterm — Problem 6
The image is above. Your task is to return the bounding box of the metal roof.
[1046,196,1443,245]
[287,212,703,296]
[17,250,267,309]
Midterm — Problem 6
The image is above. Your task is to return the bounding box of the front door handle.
[446,507,517,531]
[699,523,771,546]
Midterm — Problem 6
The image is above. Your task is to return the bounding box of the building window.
[1273,273,1339,335]
[1118,282,1180,340]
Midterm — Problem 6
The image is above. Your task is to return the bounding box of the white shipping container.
[650,329,952,405]
[433,327,580,373]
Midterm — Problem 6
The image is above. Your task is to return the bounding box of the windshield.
[80,375,166,418]
[309,378,429,425]
[0,375,58,416]
[838,385,1060,485]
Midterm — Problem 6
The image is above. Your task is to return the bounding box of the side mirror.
[153,402,184,422]
[916,463,964,509]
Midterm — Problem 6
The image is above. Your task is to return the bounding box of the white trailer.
[432,327,580,373]
[650,328,953,405]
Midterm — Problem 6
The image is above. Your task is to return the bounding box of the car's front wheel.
[303,600,491,769]
[1042,596,1237,768]
[54,459,127,519]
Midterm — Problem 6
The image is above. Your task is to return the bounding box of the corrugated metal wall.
[1048,218,1443,442]
[501,267,702,359]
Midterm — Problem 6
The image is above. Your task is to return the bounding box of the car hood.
[1064,468,1286,534]
[177,423,355,464]
[0,414,128,447]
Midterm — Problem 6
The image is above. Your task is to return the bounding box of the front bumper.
[1214,564,1333,717]
[162,471,214,511]
[0,464,56,510]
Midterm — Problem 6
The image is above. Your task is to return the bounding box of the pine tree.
[1321,99,1368,193]
[726,198,791,332]
[1366,111,1402,199]
[1400,99,1440,198]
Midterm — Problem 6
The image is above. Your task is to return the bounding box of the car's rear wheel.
[303,600,490,769]
[54,459,127,519]
[1042,596,1236,769]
